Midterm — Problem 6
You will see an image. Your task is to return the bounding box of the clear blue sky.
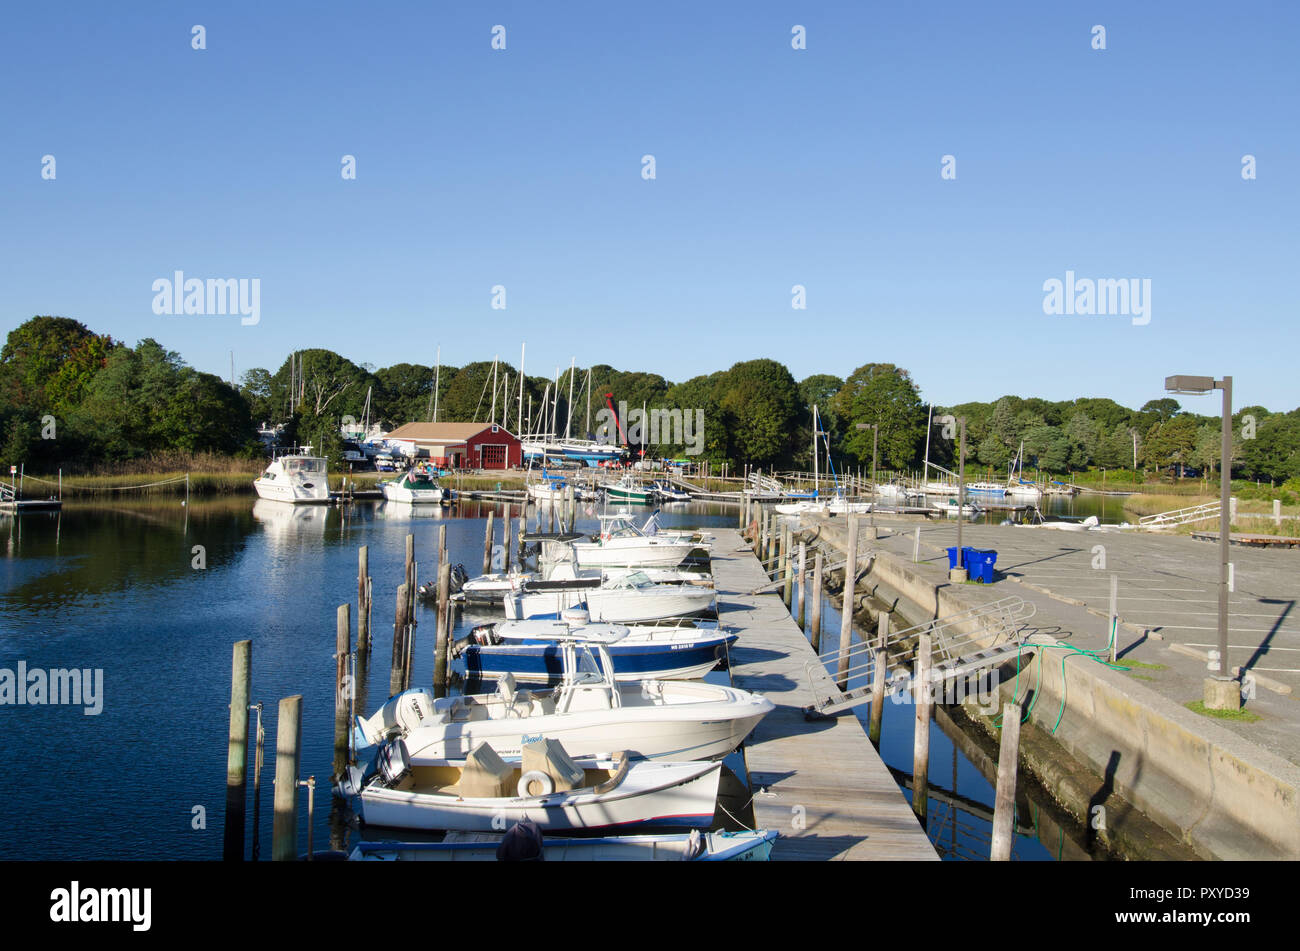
[2,2,1296,412]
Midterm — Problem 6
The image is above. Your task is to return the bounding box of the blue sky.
[2,2,1296,413]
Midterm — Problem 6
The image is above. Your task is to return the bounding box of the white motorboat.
[827,497,872,514]
[571,514,701,569]
[932,499,982,517]
[252,454,330,504]
[350,828,779,861]
[773,499,829,516]
[504,570,717,622]
[355,643,773,762]
[359,744,722,834]
[380,469,447,504]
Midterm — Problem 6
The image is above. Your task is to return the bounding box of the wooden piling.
[357,546,371,651]
[434,561,451,694]
[810,549,823,651]
[796,541,807,628]
[502,504,512,567]
[912,632,932,826]
[271,694,302,862]
[990,702,1022,861]
[782,529,794,609]
[391,583,410,696]
[334,605,351,767]
[836,515,859,690]
[405,533,416,617]
[868,613,889,748]
[222,639,251,861]
[483,511,495,574]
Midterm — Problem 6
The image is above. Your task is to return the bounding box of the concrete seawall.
[810,516,1300,860]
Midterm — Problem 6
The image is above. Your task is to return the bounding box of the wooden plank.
[713,528,937,861]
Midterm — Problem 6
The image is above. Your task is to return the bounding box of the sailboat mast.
[585,368,592,435]
[922,404,933,487]
[812,405,819,494]
[518,343,525,434]
[490,356,498,423]
[565,357,575,440]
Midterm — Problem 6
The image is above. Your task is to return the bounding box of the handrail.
[804,596,1037,709]
[1138,500,1221,527]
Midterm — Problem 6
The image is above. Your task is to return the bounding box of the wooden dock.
[711,527,937,860]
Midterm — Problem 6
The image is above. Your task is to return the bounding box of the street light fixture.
[1164,374,1236,710]
[855,423,878,536]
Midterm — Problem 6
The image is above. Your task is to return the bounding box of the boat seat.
[459,742,515,799]
[496,672,518,707]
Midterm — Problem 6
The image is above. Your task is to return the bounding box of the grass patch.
[1129,674,1155,682]
[1114,658,1166,671]
[1185,700,1261,723]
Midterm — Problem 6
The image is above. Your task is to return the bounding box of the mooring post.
[271,694,303,862]
[1108,573,1119,664]
[502,503,512,567]
[782,529,794,609]
[357,546,371,652]
[797,541,807,628]
[405,533,415,615]
[251,702,264,861]
[836,514,859,690]
[333,605,351,769]
[391,583,410,697]
[434,561,451,695]
[990,701,1022,861]
[912,632,932,826]
[810,549,823,650]
[483,511,495,574]
[868,613,889,748]
[1274,499,1282,528]
[913,526,921,564]
[222,639,251,861]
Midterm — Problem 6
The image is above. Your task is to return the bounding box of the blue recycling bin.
[946,546,961,570]
[966,548,998,584]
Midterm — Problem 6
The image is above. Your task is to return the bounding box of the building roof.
[385,422,517,443]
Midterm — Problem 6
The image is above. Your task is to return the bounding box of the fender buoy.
[517,770,554,798]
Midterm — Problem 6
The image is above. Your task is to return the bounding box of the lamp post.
[855,423,878,537]
[1164,374,1237,710]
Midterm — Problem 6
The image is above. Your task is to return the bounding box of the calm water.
[0,497,1085,860]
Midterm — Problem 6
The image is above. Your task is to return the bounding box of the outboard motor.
[378,738,411,787]
[449,564,469,594]
[452,622,501,657]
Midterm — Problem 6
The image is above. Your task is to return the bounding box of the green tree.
[829,364,926,470]
[717,359,800,468]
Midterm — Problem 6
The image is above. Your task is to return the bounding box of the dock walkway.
[710,528,937,860]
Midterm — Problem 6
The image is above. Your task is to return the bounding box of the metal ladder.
[804,595,1037,716]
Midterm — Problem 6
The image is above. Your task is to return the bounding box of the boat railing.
[803,596,1037,716]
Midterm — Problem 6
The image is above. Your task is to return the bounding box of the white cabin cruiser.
[253,454,330,504]
[504,569,716,623]
[380,468,447,504]
[355,643,773,763]
[571,514,702,569]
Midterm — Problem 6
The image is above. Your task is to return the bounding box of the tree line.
[3,315,1298,485]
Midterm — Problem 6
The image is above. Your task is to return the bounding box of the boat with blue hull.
[350,828,778,861]
[459,626,737,684]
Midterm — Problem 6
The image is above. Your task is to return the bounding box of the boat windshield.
[611,571,652,589]
[284,458,325,474]
[407,471,435,484]
[572,647,607,685]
